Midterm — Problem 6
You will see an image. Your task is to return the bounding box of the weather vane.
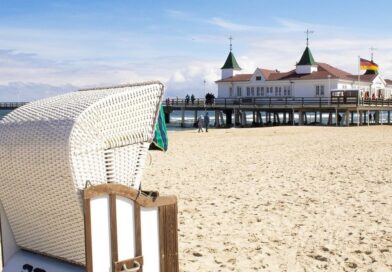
[305,29,314,47]
[229,35,233,52]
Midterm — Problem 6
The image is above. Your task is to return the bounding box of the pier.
[2,98,392,128]
[163,97,392,127]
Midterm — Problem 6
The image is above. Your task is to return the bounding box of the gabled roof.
[297,46,316,66]
[257,68,275,79]
[216,74,252,83]
[221,52,241,70]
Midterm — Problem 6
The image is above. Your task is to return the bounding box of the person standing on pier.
[204,112,210,132]
[198,115,204,132]
[191,94,195,105]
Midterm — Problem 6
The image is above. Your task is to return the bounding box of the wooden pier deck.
[163,97,392,127]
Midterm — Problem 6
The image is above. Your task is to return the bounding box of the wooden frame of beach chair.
[83,183,179,272]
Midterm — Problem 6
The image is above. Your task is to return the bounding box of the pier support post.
[234,109,240,126]
[194,110,198,126]
[359,111,363,125]
[219,111,224,127]
[283,112,287,124]
[224,109,233,127]
[181,107,185,127]
[375,111,380,124]
[345,110,350,127]
[215,110,220,128]
[388,111,391,124]
[319,111,323,125]
[241,111,247,127]
[298,111,304,126]
[304,112,308,125]
[164,112,171,124]
[335,109,339,126]
[256,111,261,126]
[351,111,354,125]
[327,112,332,125]
[275,112,280,125]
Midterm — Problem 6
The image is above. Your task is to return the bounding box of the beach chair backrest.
[0,82,164,265]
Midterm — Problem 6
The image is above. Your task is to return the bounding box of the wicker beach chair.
[0,82,165,267]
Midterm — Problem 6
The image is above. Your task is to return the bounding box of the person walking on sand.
[204,112,210,132]
[197,115,204,132]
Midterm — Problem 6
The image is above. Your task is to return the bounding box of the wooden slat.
[110,194,118,272]
[134,203,142,270]
[159,203,179,272]
[84,184,176,208]
[84,198,93,272]
[159,206,165,272]
[166,204,179,272]
[114,256,143,272]
[0,210,4,269]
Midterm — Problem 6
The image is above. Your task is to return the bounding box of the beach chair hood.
[0,82,164,265]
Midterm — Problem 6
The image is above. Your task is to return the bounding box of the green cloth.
[150,105,168,151]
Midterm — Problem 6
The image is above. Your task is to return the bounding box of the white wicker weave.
[0,82,164,265]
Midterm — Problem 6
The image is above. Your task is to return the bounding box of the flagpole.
[358,56,361,126]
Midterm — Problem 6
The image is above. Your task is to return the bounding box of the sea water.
[0,109,13,120]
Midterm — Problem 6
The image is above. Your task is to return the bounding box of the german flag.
[360,58,379,71]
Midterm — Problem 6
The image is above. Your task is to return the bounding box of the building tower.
[296,30,318,74]
[221,36,241,79]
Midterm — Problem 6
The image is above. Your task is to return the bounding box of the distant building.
[216,42,392,100]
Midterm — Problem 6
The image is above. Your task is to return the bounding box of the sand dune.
[142,126,392,271]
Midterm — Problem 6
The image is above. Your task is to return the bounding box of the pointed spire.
[298,46,316,66]
[221,52,241,70]
[221,36,241,70]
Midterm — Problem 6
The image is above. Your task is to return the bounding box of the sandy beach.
[1,126,391,271]
[142,126,392,271]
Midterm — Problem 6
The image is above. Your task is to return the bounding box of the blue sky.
[1,0,392,101]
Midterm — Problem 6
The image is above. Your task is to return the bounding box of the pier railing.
[0,102,28,109]
[163,97,392,108]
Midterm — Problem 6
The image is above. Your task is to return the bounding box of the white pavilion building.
[216,44,392,100]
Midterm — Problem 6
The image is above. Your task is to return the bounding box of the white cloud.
[209,17,261,32]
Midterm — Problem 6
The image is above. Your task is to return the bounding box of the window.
[287,88,291,96]
[275,87,279,96]
[246,87,251,96]
[256,76,262,81]
[320,85,324,96]
[257,87,260,96]
[229,87,233,97]
[261,87,264,96]
[284,86,290,96]
[315,85,325,96]
[237,86,242,96]
[278,87,282,96]
[251,87,255,96]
